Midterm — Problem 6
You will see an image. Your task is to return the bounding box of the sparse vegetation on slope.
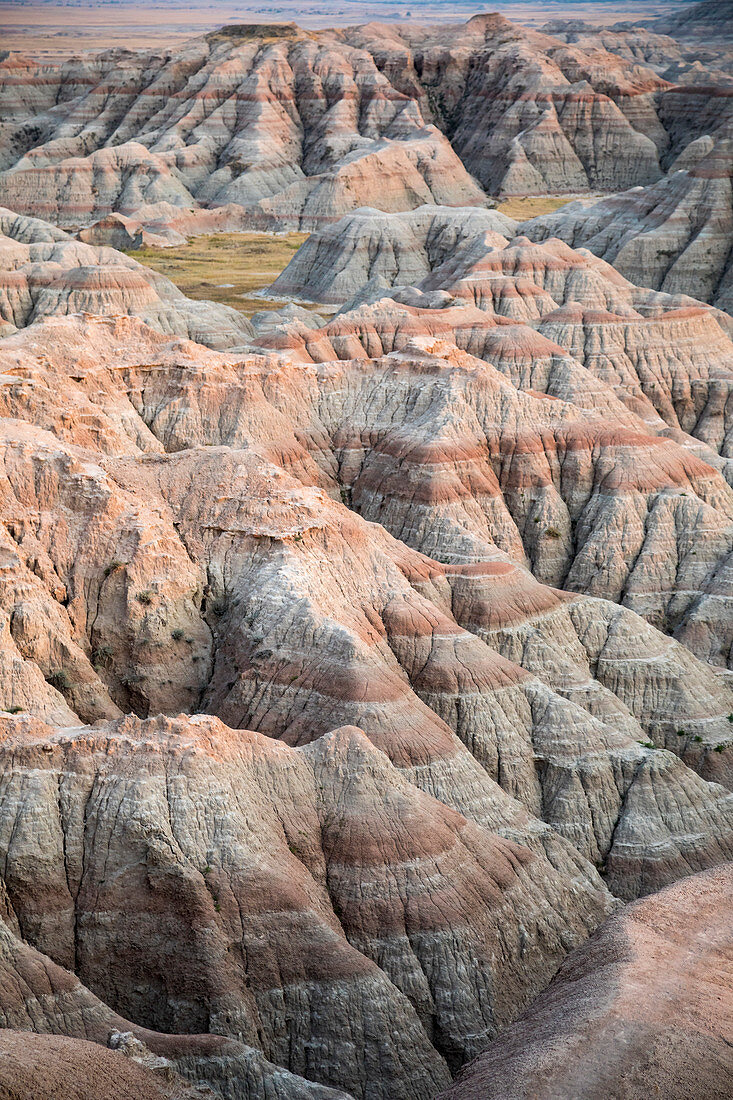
[128,232,316,316]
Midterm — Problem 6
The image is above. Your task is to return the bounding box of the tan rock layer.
[437,864,733,1100]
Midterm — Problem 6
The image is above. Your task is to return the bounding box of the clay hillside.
[1,9,731,233]
[0,2,731,1099]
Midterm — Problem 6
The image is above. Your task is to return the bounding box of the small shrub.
[545,526,562,539]
[694,735,703,743]
[714,744,725,753]
[638,739,656,749]
[47,669,71,692]
[203,865,211,876]
[728,714,733,724]
[103,560,124,578]
[2,706,23,714]
[676,728,686,736]
[171,628,185,642]
[211,598,227,617]
[92,645,113,666]
[136,590,154,605]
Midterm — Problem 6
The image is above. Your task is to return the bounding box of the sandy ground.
[0,1,683,57]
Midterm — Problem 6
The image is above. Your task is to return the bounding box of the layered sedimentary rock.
[0,906,352,1100]
[0,206,253,348]
[2,30,733,1084]
[438,863,733,1100]
[269,205,517,303]
[0,29,484,232]
[270,206,733,459]
[0,709,616,1098]
[1,312,731,904]
[539,11,733,87]
[78,211,187,250]
[522,139,733,312]
[343,14,674,195]
[1,13,731,231]
[0,206,247,344]
[643,0,733,44]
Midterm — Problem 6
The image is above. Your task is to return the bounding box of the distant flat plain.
[1,0,684,56]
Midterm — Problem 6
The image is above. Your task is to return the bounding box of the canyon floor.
[0,1,731,1098]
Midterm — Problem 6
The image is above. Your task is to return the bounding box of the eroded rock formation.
[438,863,733,1100]
[1,12,731,232]
[0,29,484,232]
[0,206,253,347]
[523,139,733,311]
[0,313,731,890]
[0,709,619,1098]
[1,14,732,1093]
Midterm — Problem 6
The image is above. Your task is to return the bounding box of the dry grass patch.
[495,196,574,220]
[129,232,312,317]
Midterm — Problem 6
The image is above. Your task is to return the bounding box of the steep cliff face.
[438,863,733,1100]
[522,139,733,312]
[0,14,730,232]
[0,710,615,1098]
[0,314,731,909]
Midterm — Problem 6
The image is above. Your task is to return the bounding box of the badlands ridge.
[0,3,731,1099]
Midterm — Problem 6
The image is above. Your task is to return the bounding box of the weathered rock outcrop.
[0,908,353,1099]
[0,206,253,348]
[0,314,731,899]
[438,863,733,1100]
[539,13,733,88]
[643,0,733,44]
[1,13,730,230]
[2,27,733,1084]
[78,211,186,250]
[0,709,617,1098]
[269,205,517,303]
[0,31,485,232]
[522,139,733,312]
